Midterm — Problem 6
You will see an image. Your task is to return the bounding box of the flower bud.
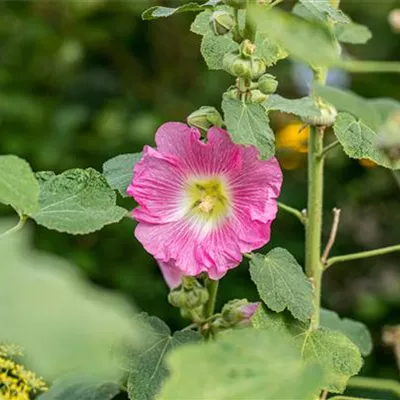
[240,40,256,58]
[168,290,186,308]
[258,73,278,95]
[210,10,235,36]
[223,51,266,80]
[187,106,223,132]
[168,277,209,310]
[376,112,400,162]
[248,89,267,104]
[221,299,260,326]
[303,101,337,127]
[222,0,246,9]
[388,9,400,33]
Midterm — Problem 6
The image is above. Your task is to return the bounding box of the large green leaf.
[222,96,275,159]
[0,155,40,216]
[201,34,239,70]
[127,314,202,400]
[320,309,373,356]
[190,9,213,35]
[334,112,400,169]
[249,248,313,322]
[142,1,220,20]
[0,220,141,380]
[31,168,127,234]
[249,5,338,67]
[253,306,363,393]
[38,376,120,400]
[334,22,372,44]
[298,0,349,24]
[102,153,142,197]
[158,329,324,400]
[264,95,321,119]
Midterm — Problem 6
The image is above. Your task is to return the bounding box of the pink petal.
[239,302,260,320]
[157,259,183,289]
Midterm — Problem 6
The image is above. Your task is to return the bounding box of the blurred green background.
[0,0,399,395]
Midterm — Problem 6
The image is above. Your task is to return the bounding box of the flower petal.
[157,259,183,289]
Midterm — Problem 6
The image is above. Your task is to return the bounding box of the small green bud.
[210,10,235,36]
[248,89,267,104]
[168,290,186,308]
[222,0,246,9]
[240,40,256,58]
[303,101,337,127]
[258,73,278,95]
[223,51,266,80]
[187,106,223,132]
[250,57,267,80]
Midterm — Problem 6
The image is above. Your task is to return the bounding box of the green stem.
[326,244,400,269]
[318,140,340,159]
[204,279,219,319]
[244,0,256,41]
[348,377,400,396]
[278,202,306,225]
[306,125,324,330]
[329,397,371,400]
[0,216,27,239]
[337,60,400,74]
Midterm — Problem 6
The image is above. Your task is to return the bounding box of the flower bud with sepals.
[258,73,278,95]
[168,277,209,311]
[221,299,260,326]
[223,50,266,80]
[210,10,235,36]
[248,89,267,104]
[187,106,223,133]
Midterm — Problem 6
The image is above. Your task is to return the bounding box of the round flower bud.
[168,290,186,308]
[223,0,246,8]
[240,39,256,59]
[187,106,223,132]
[221,299,260,326]
[258,73,278,95]
[248,89,267,104]
[210,10,235,36]
[303,101,338,127]
[250,57,267,80]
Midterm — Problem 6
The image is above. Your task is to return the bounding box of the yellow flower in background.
[0,344,47,400]
[276,122,309,170]
[358,158,377,168]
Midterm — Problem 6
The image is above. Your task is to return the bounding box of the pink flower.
[128,122,282,287]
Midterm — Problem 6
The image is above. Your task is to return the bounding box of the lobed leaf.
[31,168,127,234]
[201,34,239,70]
[254,32,288,67]
[102,152,142,197]
[334,22,372,44]
[320,309,373,356]
[298,0,350,24]
[158,329,324,400]
[127,313,202,400]
[38,376,120,400]
[222,95,275,159]
[0,155,40,216]
[249,248,314,322]
[142,1,221,20]
[264,95,321,119]
[249,5,339,67]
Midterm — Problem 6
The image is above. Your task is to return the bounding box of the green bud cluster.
[187,106,223,132]
[168,277,209,312]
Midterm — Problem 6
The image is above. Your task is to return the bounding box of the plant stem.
[328,397,370,400]
[204,279,219,319]
[321,208,341,265]
[278,202,306,225]
[326,243,400,269]
[348,377,400,396]
[337,60,400,74]
[305,125,325,330]
[318,140,340,159]
[0,216,27,239]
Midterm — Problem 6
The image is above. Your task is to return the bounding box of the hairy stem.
[0,216,27,239]
[204,279,219,319]
[321,208,341,265]
[326,243,400,269]
[348,377,400,396]
[278,202,306,225]
[318,140,340,159]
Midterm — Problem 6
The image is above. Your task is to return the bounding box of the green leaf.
[334,22,372,44]
[127,314,202,400]
[320,309,373,356]
[249,248,313,321]
[191,9,213,35]
[222,96,275,159]
[254,32,288,66]
[158,329,324,400]
[264,95,321,119]
[334,112,400,170]
[253,306,363,393]
[31,168,127,234]
[0,155,40,216]
[38,376,120,400]
[102,153,142,197]
[0,220,141,380]
[201,34,238,70]
[249,5,338,66]
[298,0,350,24]
[142,1,220,20]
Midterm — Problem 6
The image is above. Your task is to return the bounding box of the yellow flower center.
[186,178,230,221]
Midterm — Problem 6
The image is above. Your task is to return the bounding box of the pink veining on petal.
[128,122,283,286]
[239,302,260,321]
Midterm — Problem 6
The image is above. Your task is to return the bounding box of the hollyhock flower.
[128,122,282,287]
